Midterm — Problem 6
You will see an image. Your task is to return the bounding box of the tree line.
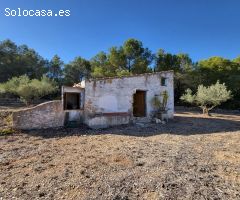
[0,39,239,109]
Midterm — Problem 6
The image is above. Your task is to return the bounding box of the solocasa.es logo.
[4,8,71,17]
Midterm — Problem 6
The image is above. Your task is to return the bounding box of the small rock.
[39,192,46,197]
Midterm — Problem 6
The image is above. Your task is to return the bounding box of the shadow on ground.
[22,112,240,139]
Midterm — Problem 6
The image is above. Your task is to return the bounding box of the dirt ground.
[0,112,240,200]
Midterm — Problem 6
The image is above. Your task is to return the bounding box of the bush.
[0,75,58,105]
[3,114,13,126]
[91,67,105,78]
[151,90,169,111]
[181,81,232,115]
[0,128,15,135]
[116,69,132,77]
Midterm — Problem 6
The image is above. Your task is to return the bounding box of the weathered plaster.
[87,115,130,129]
[12,101,65,130]
[84,71,174,128]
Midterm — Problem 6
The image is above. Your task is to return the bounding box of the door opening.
[64,92,81,110]
[133,90,146,117]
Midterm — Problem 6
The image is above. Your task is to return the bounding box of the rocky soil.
[0,112,240,200]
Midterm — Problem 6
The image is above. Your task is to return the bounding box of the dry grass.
[0,111,240,199]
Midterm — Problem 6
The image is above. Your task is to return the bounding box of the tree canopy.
[64,57,91,85]
[0,40,48,83]
[181,81,232,115]
[0,38,239,109]
[155,49,193,72]
[123,39,153,73]
[90,39,153,78]
[48,55,63,82]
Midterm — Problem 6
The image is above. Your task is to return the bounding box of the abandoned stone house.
[13,71,174,129]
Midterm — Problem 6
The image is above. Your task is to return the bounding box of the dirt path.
[0,112,240,199]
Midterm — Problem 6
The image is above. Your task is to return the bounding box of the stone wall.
[12,100,65,130]
[86,115,130,129]
[85,112,131,129]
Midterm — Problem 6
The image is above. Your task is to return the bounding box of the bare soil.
[0,112,240,200]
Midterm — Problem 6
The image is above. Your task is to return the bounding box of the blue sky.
[0,0,240,63]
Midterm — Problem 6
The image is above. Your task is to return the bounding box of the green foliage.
[0,75,29,95]
[161,90,169,110]
[151,96,161,110]
[90,52,109,78]
[0,87,4,95]
[4,114,13,126]
[116,69,132,77]
[181,81,232,115]
[0,128,14,136]
[198,57,237,71]
[1,39,239,109]
[108,47,127,71]
[91,67,105,78]
[123,39,153,73]
[180,88,195,104]
[197,57,239,87]
[64,57,91,85]
[196,56,240,109]
[91,39,153,77]
[0,75,58,105]
[0,40,48,83]
[151,90,169,111]
[155,49,194,72]
[48,55,63,82]
[91,51,112,78]
[174,71,199,104]
[232,56,240,64]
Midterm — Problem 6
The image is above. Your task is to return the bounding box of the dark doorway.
[133,90,146,117]
[64,92,81,110]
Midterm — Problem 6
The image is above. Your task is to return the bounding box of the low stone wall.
[86,113,130,129]
[12,101,65,130]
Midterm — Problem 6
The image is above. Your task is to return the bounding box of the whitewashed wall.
[84,71,174,123]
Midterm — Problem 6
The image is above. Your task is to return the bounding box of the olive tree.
[180,81,232,115]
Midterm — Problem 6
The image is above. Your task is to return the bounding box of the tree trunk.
[202,107,210,116]
[128,59,131,72]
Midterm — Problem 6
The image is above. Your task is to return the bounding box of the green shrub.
[0,128,14,135]
[0,75,58,105]
[116,69,132,77]
[91,67,105,78]
[151,90,169,111]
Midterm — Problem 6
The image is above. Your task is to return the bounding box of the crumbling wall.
[86,114,130,129]
[84,71,174,128]
[12,101,65,130]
